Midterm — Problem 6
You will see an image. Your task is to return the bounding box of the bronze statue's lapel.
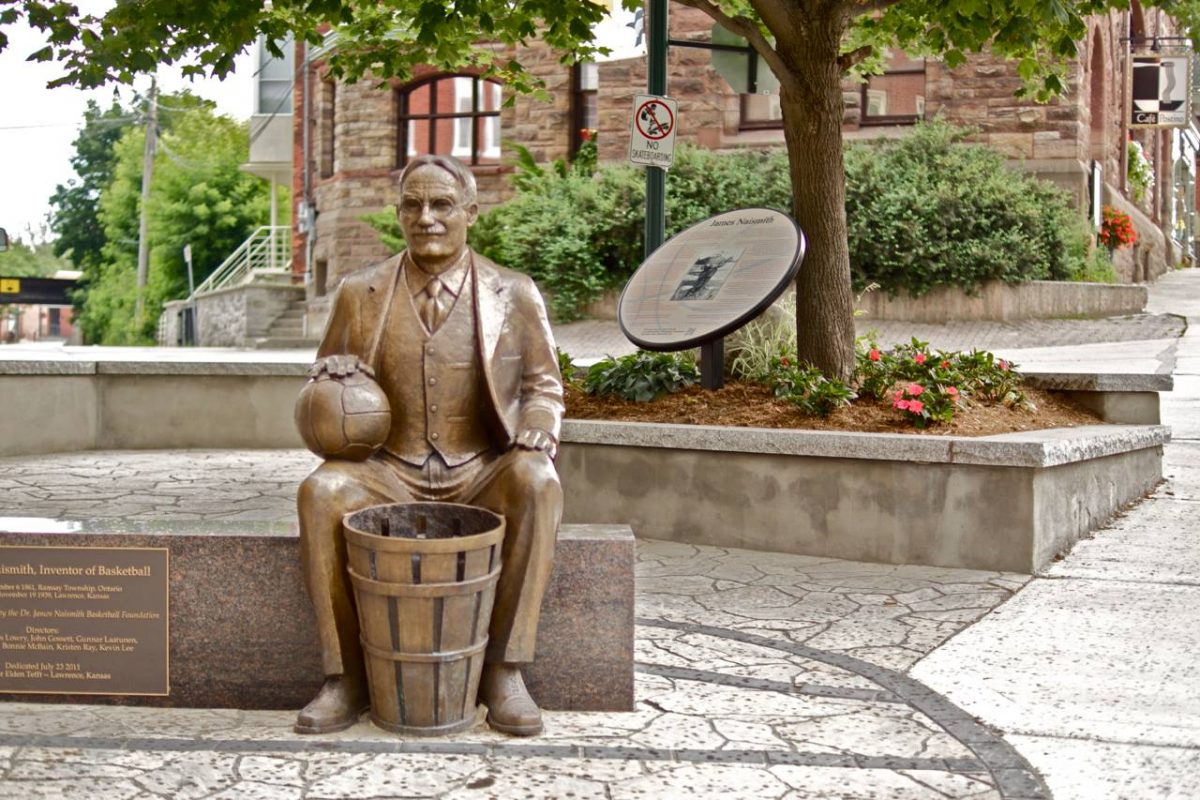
[473,252,508,365]
[363,253,404,364]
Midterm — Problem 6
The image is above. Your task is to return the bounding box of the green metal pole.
[645,0,668,259]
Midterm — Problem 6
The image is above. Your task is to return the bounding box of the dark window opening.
[320,80,336,178]
[860,50,925,126]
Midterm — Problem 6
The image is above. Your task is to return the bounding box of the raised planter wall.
[559,421,1168,574]
[857,280,1149,323]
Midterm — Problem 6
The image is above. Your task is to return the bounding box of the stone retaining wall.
[159,284,304,348]
[853,280,1148,323]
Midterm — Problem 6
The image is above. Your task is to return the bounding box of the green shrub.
[583,350,700,402]
[728,294,797,382]
[556,347,578,387]
[845,121,1086,297]
[474,145,791,320]
[765,357,856,417]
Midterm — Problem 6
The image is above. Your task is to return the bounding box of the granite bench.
[0,518,635,713]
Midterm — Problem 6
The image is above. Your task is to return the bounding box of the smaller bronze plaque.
[0,546,169,696]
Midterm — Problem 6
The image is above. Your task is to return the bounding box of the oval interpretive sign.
[618,208,804,350]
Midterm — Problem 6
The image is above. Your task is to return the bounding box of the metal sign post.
[645,0,668,260]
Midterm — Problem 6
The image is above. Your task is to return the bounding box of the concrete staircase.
[253,297,320,349]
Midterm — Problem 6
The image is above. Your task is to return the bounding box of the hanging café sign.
[1129,52,1192,128]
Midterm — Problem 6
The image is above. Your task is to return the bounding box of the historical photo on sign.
[670,249,741,301]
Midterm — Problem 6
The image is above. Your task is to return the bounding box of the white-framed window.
[397,75,503,167]
[257,36,294,115]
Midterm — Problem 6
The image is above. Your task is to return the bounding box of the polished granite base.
[0,521,635,713]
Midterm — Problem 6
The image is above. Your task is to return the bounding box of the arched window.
[1130,0,1147,44]
[397,75,502,168]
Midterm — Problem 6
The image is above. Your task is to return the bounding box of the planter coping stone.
[561,419,1170,469]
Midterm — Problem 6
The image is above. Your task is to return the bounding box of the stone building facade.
[287,0,1192,321]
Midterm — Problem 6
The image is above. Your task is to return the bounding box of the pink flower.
[946,386,959,397]
[868,349,881,362]
[906,383,924,396]
[907,399,924,414]
[998,360,1009,371]
[780,357,791,367]
[914,353,927,365]
[893,398,910,411]
[940,360,950,369]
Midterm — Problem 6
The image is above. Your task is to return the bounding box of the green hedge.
[471,146,792,320]
[845,122,1083,296]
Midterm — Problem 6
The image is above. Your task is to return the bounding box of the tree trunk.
[776,25,857,381]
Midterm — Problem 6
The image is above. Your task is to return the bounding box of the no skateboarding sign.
[629,94,678,169]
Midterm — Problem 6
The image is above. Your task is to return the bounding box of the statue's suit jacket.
[316,250,565,448]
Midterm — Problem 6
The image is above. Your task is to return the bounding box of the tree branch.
[837,44,873,71]
[672,0,793,89]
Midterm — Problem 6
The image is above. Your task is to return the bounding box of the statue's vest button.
[429,377,437,386]
[430,432,440,441]
[430,404,439,413]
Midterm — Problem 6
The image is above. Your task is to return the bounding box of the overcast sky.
[0,13,253,244]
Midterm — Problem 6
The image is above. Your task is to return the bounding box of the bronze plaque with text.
[0,546,169,695]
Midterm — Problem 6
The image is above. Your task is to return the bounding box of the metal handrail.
[193,226,291,295]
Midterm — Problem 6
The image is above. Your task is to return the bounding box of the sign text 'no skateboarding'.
[629,94,678,169]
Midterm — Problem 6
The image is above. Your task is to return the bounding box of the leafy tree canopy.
[2,0,1196,98]
[73,102,275,345]
[48,99,133,273]
[0,235,72,278]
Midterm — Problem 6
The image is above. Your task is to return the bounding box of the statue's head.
[397,155,479,271]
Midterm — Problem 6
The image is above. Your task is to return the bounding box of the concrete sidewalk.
[911,268,1200,799]
[0,275,1196,798]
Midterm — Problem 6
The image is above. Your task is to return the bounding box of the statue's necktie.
[421,277,445,332]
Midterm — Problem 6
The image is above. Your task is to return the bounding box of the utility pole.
[134,77,158,332]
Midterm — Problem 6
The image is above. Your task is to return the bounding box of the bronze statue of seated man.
[294,154,563,737]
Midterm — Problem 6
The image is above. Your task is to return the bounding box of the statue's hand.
[308,354,376,380]
[514,428,558,459]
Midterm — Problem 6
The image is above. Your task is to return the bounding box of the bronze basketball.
[295,370,392,461]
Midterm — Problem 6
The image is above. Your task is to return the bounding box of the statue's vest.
[378,269,491,466]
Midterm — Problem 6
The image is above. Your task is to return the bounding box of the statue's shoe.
[481,664,543,736]
[294,677,369,734]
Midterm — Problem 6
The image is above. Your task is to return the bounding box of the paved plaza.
[0,273,1197,797]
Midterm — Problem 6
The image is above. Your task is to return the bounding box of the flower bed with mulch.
[565,381,1102,437]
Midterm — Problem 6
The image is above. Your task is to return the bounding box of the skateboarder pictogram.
[636,100,675,140]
